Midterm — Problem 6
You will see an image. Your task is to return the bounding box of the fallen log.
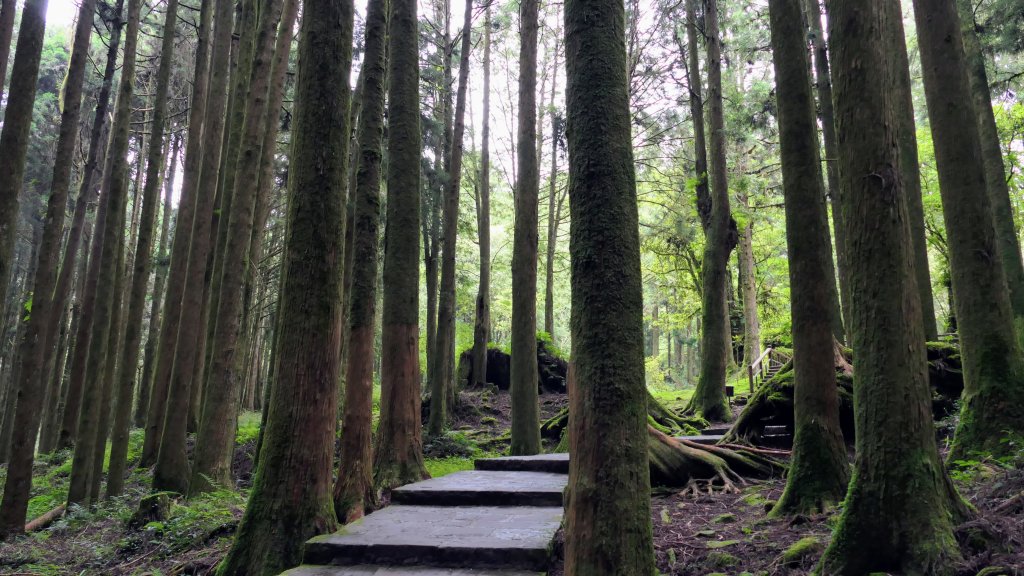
[25,504,66,532]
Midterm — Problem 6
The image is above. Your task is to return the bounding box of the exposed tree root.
[648,426,786,488]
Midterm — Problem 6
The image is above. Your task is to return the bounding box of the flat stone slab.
[474,453,568,474]
[281,565,540,576]
[676,434,724,445]
[701,425,731,436]
[392,471,566,507]
[304,505,563,571]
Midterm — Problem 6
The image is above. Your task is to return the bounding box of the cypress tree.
[562,0,655,570]
[471,2,492,389]
[217,0,354,567]
[766,0,849,516]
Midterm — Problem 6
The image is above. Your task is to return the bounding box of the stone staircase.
[282,454,570,576]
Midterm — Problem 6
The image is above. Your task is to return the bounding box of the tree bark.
[0,0,98,536]
[373,0,429,491]
[818,0,966,570]
[335,0,387,523]
[0,0,50,319]
[106,0,181,499]
[66,0,142,506]
[912,0,1024,459]
[688,0,734,422]
[543,49,559,338]
[957,0,1024,320]
[217,0,353,569]
[150,0,232,494]
[683,0,710,232]
[562,0,655,568]
[765,0,849,516]
[510,0,541,456]
[471,3,491,389]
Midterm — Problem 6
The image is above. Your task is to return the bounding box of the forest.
[0,0,1022,571]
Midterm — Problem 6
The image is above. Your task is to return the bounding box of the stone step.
[676,434,724,445]
[700,425,731,436]
[392,470,567,507]
[282,566,539,576]
[303,505,563,571]
[474,453,568,474]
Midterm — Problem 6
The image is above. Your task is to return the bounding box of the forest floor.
[0,387,1021,575]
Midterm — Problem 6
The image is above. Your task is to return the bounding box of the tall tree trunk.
[688,0,734,422]
[106,0,181,499]
[136,134,180,428]
[912,0,1024,458]
[543,51,559,338]
[192,0,286,495]
[803,0,851,340]
[0,0,49,317]
[0,0,98,536]
[737,194,760,368]
[429,0,473,437]
[510,0,541,456]
[37,297,72,454]
[373,0,428,491]
[151,0,232,494]
[0,232,40,466]
[140,0,215,467]
[335,0,387,523]
[651,303,659,357]
[683,0,710,232]
[957,0,1024,321]
[217,0,353,568]
[54,0,123,451]
[0,0,16,95]
[562,0,655,568]
[817,0,965,570]
[471,2,491,389]
[891,14,939,341]
[65,0,141,506]
[766,0,848,516]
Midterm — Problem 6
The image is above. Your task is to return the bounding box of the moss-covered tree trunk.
[956,0,1024,321]
[429,0,474,437]
[192,0,285,496]
[688,0,733,423]
[0,0,49,321]
[543,43,560,338]
[217,0,352,569]
[0,0,98,535]
[150,0,233,493]
[335,0,386,523]
[683,0,710,232]
[817,0,965,570]
[510,0,541,456]
[107,0,181,499]
[765,0,849,516]
[911,0,1024,459]
[66,0,143,506]
[562,0,654,570]
[372,0,429,492]
[471,4,492,389]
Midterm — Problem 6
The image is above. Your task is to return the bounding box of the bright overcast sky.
[46,0,79,29]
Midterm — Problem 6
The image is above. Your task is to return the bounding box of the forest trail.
[282,454,570,575]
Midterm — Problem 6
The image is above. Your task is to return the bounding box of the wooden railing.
[747,347,791,394]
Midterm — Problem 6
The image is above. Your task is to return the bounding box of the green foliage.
[236,411,262,445]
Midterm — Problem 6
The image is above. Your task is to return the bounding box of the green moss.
[711,513,736,523]
[705,551,739,568]
[781,536,823,564]
[706,539,740,549]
